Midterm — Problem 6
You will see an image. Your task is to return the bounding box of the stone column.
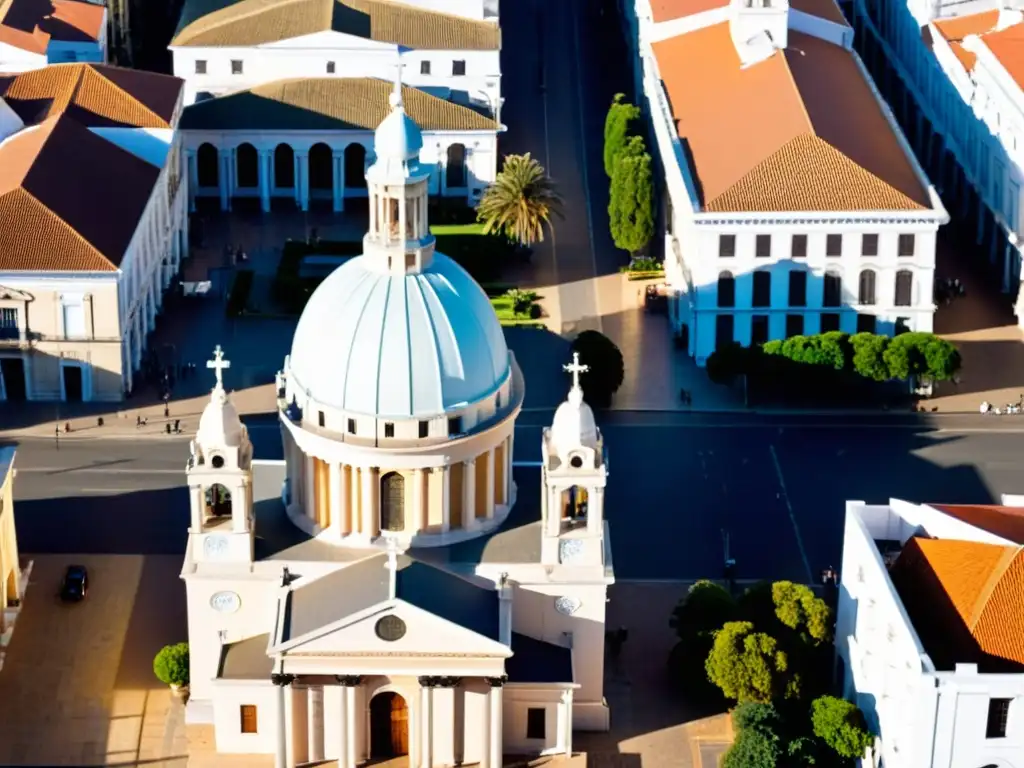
[433,678,460,766]
[506,433,514,502]
[485,448,495,520]
[259,148,273,213]
[331,464,346,537]
[332,150,345,212]
[482,677,505,768]
[361,467,378,539]
[305,456,316,526]
[334,676,361,768]
[351,467,362,535]
[587,487,603,536]
[415,468,428,532]
[561,688,574,755]
[272,674,295,768]
[295,151,310,212]
[463,458,476,529]
[186,149,197,212]
[218,148,233,211]
[547,488,562,537]
[418,677,436,768]
[441,466,451,532]
[307,685,325,763]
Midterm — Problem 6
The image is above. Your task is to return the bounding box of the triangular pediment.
[0,285,33,302]
[275,600,511,659]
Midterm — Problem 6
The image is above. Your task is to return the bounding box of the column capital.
[436,676,462,688]
[334,674,363,686]
[271,673,296,686]
[484,675,507,688]
[418,675,442,688]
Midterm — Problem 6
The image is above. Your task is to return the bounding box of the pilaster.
[295,151,310,212]
[463,458,476,530]
[418,677,436,768]
[259,148,273,213]
[485,448,495,519]
[332,150,345,212]
[334,676,361,768]
[361,466,378,539]
[415,468,427,531]
[441,466,451,532]
[307,685,324,763]
[218,148,233,211]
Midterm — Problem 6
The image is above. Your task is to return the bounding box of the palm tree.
[476,153,564,246]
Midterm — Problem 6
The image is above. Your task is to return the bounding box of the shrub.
[153,642,190,687]
[226,269,254,317]
[722,727,782,768]
[850,332,890,381]
[811,696,874,759]
[571,330,625,407]
[603,93,641,177]
[705,622,801,703]
[609,138,655,256]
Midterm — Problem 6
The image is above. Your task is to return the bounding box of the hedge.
[225,269,254,317]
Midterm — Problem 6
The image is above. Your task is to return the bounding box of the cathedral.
[181,79,614,768]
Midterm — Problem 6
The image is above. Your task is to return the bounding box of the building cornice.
[692,213,947,226]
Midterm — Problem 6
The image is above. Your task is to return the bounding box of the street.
[10,412,1024,581]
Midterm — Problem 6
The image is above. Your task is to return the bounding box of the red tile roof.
[931,10,999,73]
[0,0,105,54]
[931,504,1024,545]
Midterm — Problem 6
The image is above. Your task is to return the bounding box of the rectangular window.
[420,60,431,75]
[820,313,841,333]
[823,273,842,307]
[986,698,1011,739]
[195,60,207,74]
[752,271,771,308]
[715,314,734,350]
[856,313,876,334]
[0,307,17,339]
[788,271,807,307]
[755,234,771,258]
[898,234,915,257]
[861,234,879,257]
[240,704,257,734]
[791,234,807,259]
[326,61,336,74]
[452,60,466,76]
[448,416,462,436]
[384,422,395,438]
[347,418,356,435]
[231,60,243,74]
[318,411,325,428]
[719,234,736,258]
[61,298,86,339]
[418,420,429,438]
[785,314,803,338]
[751,315,769,345]
[826,234,842,257]
[526,707,546,740]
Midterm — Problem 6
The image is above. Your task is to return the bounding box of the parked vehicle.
[60,565,88,602]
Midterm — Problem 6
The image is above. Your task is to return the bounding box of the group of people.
[980,395,1024,414]
[934,276,966,305]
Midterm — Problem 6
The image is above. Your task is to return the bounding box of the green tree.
[811,696,874,759]
[816,331,853,372]
[732,702,784,734]
[153,642,190,687]
[850,333,891,382]
[705,622,801,703]
[670,580,737,639]
[476,153,564,246]
[609,137,655,256]
[723,728,782,768]
[706,342,756,384]
[603,93,640,177]
[920,335,962,381]
[570,330,625,407]
[882,331,929,381]
[771,581,833,646]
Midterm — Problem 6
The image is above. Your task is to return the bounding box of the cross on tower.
[392,46,406,106]
[563,352,589,391]
[207,345,231,390]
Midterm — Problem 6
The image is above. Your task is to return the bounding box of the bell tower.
[186,345,255,564]
[540,353,608,567]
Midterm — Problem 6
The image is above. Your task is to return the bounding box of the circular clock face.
[210,591,241,614]
[559,539,584,564]
[204,535,228,558]
[375,615,407,642]
[555,596,582,616]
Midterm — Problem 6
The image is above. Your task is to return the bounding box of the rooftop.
[889,536,1024,672]
[649,0,848,28]
[0,0,105,55]
[930,10,1000,73]
[651,24,931,213]
[930,503,1024,545]
[172,0,500,49]
[180,77,498,132]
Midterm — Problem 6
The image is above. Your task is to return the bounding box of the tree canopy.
[570,330,625,407]
[811,696,874,759]
[476,153,563,246]
[705,622,801,703]
[608,136,654,256]
[603,93,640,178]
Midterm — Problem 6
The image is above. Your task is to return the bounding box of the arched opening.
[5,569,17,602]
[858,269,876,306]
[446,144,467,188]
[205,484,232,518]
[380,472,405,532]
[235,143,258,188]
[369,692,408,758]
[197,143,218,187]
[559,485,588,530]
[274,143,294,188]
[309,142,333,191]
[344,143,367,188]
[717,271,735,308]
[895,270,913,307]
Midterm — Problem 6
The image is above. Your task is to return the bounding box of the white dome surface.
[197,392,243,447]
[550,391,598,454]
[375,99,423,161]
[289,251,510,418]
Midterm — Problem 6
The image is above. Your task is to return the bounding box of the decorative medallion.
[554,596,582,616]
[375,615,407,642]
[210,591,241,614]
[558,539,584,564]
[203,535,228,559]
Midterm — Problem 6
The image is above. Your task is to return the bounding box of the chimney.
[729,0,790,67]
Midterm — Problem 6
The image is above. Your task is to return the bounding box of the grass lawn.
[430,222,486,236]
[489,295,543,327]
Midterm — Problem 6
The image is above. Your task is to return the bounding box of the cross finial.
[385,536,399,599]
[563,352,589,392]
[207,345,231,391]
[391,46,405,109]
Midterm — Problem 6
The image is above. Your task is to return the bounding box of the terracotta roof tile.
[0,0,105,53]
[649,0,848,26]
[931,10,999,73]
[651,24,930,212]
[180,77,498,131]
[930,504,1024,545]
[890,536,1024,671]
[980,22,1024,92]
[172,0,500,50]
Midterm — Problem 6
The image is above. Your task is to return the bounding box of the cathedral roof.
[0,0,106,54]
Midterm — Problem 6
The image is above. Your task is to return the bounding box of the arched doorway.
[274,143,294,188]
[344,143,367,188]
[197,143,218,187]
[205,484,232,517]
[236,143,258,188]
[446,144,466,188]
[309,142,333,191]
[369,692,408,758]
[560,485,588,525]
[380,472,405,531]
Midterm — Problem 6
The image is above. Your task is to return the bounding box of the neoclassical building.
[181,85,614,768]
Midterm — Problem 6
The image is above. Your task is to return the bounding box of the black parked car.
[60,565,88,602]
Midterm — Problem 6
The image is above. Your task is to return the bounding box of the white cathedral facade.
[180,81,614,768]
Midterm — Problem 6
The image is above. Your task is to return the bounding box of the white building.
[0,63,187,402]
[630,0,949,365]
[0,0,106,71]
[181,88,614,768]
[836,497,1024,768]
[849,0,1024,313]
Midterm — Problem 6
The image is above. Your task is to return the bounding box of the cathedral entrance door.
[370,692,408,758]
[380,472,405,531]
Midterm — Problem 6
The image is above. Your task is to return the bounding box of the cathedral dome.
[197,393,244,447]
[288,251,510,418]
